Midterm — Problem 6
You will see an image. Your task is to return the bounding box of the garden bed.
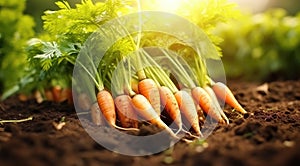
[0,80,299,166]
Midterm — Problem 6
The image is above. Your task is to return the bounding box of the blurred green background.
[1,0,300,95]
[25,0,300,32]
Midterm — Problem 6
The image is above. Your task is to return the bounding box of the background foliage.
[1,0,300,97]
[0,0,35,92]
[215,9,300,81]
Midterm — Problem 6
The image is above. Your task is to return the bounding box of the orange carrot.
[204,86,229,124]
[90,102,104,126]
[59,88,73,104]
[174,90,202,137]
[97,90,138,131]
[138,78,161,116]
[212,82,247,114]
[52,85,62,102]
[18,93,30,102]
[192,87,225,124]
[44,89,54,101]
[114,95,139,129]
[159,86,182,132]
[132,94,178,138]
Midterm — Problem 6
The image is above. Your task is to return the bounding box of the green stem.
[86,52,102,88]
[134,0,146,80]
[160,49,196,88]
[141,49,178,93]
[76,60,102,91]
[195,47,208,87]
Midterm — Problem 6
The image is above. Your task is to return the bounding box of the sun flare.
[156,0,183,13]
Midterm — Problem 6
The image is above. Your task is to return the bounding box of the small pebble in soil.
[195,146,205,153]
[283,141,295,147]
[163,156,174,164]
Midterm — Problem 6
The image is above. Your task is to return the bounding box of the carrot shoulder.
[212,82,247,114]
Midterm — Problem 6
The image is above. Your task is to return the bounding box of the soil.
[0,80,300,166]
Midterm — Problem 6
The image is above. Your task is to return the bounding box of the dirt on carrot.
[0,80,300,166]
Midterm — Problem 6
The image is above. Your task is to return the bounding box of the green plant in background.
[0,0,35,93]
[2,0,239,100]
[215,9,300,81]
[1,0,131,100]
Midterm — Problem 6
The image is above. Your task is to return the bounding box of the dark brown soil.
[0,80,300,166]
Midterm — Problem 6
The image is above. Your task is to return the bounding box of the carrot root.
[204,86,229,124]
[212,82,247,114]
[159,86,182,132]
[192,87,224,124]
[132,94,178,139]
[175,90,202,137]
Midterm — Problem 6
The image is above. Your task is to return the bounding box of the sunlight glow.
[156,0,183,13]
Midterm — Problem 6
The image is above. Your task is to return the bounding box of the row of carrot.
[72,48,247,140]
[75,77,246,139]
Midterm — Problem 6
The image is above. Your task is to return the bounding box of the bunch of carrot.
[72,0,246,140]
[74,46,247,140]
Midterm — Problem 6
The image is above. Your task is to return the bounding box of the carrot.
[77,93,92,111]
[204,86,229,124]
[132,94,178,138]
[114,94,139,129]
[138,78,161,116]
[59,88,73,104]
[159,86,182,132]
[44,89,54,101]
[174,90,202,137]
[52,85,62,102]
[97,90,138,131]
[212,82,247,114]
[34,90,43,103]
[90,102,104,126]
[192,87,225,124]
[18,93,30,102]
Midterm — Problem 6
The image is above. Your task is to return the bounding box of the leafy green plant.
[1,0,130,100]
[2,0,239,100]
[215,9,300,81]
[0,0,35,93]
